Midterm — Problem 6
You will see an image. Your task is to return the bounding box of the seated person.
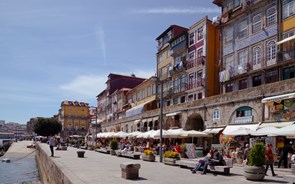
[202,149,225,175]
[192,149,213,173]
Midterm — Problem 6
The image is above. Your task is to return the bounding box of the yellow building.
[125,76,158,132]
[60,100,89,134]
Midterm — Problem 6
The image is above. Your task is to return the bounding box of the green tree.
[33,118,62,136]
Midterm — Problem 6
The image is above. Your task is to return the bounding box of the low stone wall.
[35,144,72,184]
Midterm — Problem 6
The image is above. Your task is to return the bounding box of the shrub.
[109,139,118,150]
[144,149,154,156]
[248,142,266,166]
[163,151,180,159]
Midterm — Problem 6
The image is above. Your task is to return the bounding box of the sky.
[0,0,220,124]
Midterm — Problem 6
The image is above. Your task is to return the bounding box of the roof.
[156,25,188,40]
[61,100,89,107]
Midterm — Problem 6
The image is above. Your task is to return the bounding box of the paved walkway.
[37,143,292,184]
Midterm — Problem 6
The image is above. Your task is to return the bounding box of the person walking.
[265,144,277,176]
[49,135,55,157]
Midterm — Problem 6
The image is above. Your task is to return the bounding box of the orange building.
[59,100,89,135]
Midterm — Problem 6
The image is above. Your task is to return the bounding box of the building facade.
[59,100,89,137]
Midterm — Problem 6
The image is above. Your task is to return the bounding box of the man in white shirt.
[49,136,55,157]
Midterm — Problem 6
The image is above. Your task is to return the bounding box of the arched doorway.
[185,113,204,131]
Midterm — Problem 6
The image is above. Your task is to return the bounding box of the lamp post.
[158,79,164,162]
[90,106,98,147]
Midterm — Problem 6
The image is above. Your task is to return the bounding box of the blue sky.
[0,0,220,124]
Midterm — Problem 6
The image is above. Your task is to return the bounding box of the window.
[225,83,233,93]
[266,40,276,61]
[238,50,247,65]
[189,32,195,45]
[197,92,203,99]
[265,70,278,83]
[252,14,262,33]
[132,93,136,103]
[173,77,180,93]
[68,107,71,110]
[224,55,234,70]
[224,27,233,45]
[283,66,295,80]
[252,46,261,65]
[213,109,220,120]
[173,98,178,105]
[283,0,295,19]
[252,75,262,87]
[238,19,248,39]
[266,7,277,26]
[141,90,145,100]
[197,48,203,58]
[189,51,195,61]
[180,96,186,103]
[197,26,203,40]
[283,30,295,39]
[239,79,247,90]
[152,84,156,95]
[147,86,151,97]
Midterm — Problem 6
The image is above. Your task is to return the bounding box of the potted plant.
[244,142,266,181]
[109,139,118,155]
[163,151,180,166]
[142,149,155,162]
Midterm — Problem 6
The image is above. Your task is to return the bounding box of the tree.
[33,118,62,136]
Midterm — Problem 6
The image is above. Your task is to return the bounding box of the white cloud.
[131,7,220,14]
[95,25,107,61]
[59,75,106,101]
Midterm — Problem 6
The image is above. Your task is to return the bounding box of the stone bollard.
[77,151,85,158]
[120,163,140,179]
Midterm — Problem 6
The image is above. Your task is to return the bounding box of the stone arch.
[154,120,159,130]
[185,113,204,131]
[164,117,173,130]
[228,105,259,124]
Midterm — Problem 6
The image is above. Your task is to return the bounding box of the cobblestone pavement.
[36,143,293,184]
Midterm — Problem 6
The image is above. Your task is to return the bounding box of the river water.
[0,155,40,184]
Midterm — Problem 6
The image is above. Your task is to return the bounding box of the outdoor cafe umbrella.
[251,126,279,136]
[269,124,295,136]
[164,128,185,138]
[180,130,210,138]
[223,127,255,136]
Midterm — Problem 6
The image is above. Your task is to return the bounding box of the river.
[0,141,41,184]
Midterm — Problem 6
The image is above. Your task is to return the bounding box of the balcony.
[186,60,196,70]
[186,79,204,90]
[234,116,253,124]
[197,56,205,65]
[278,49,295,63]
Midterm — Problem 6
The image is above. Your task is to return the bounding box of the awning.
[166,111,181,117]
[203,127,224,134]
[126,104,145,117]
[153,116,159,121]
[134,119,141,124]
[126,99,155,117]
[277,35,295,45]
[259,121,294,128]
[262,92,295,103]
[222,123,259,135]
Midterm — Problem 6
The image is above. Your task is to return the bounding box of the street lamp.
[89,106,98,147]
[159,80,164,162]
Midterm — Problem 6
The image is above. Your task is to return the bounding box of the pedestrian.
[49,135,55,157]
[265,144,277,176]
[201,149,225,175]
[278,141,293,168]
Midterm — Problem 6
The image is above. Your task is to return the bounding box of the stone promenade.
[36,142,292,184]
